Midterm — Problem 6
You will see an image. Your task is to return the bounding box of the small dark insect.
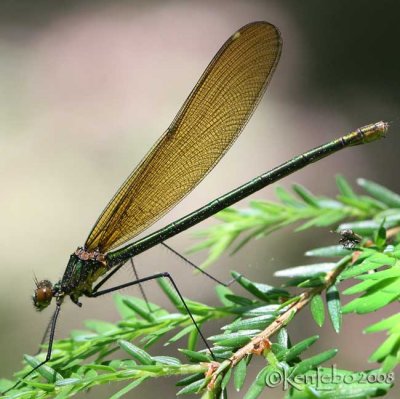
[338,229,363,249]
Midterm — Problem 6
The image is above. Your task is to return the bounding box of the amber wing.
[85,21,282,253]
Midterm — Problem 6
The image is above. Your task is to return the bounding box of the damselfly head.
[33,279,53,311]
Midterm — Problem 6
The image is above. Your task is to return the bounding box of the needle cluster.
[1,176,399,398]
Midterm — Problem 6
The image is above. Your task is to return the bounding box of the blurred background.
[0,0,398,398]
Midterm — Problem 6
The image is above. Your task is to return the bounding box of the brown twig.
[207,254,353,390]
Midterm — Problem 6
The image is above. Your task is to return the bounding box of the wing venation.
[85,21,282,252]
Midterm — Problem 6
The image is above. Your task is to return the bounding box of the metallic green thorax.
[59,254,107,304]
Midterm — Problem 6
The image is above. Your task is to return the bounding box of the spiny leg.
[129,258,152,313]
[161,242,236,286]
[92,259,126,292]
[3,304,61,394]
[89,271,216,360]
[34,314,53,355]
[94,240,236,314]
[92,259,152,313]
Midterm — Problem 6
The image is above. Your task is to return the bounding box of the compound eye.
[33,280,53,311]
